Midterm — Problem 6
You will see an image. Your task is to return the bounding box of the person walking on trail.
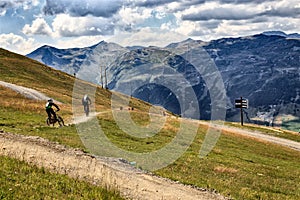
[45,99,60,120]
[82,94,92,116]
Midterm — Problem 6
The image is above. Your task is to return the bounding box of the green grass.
[73,112,300,199]
[97,111,177,153]
[0,107,84,149]
[0,48,75,104]
[2,106,300,199]
[0,155,123,200]
[155,126,300,199]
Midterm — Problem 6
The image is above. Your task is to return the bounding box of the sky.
[0,0,300,55]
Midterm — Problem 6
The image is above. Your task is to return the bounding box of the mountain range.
[26,32,300,126]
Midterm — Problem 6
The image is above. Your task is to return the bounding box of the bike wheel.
[46,118,51,126]
[84,105,89,116]
[57,116,65,127]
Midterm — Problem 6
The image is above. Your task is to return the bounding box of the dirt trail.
[0,132,226,200]
[198,121,300,152]
[0,81,50,101]
[72,111,110,124]
[0,80,61,104]
[222,126,300,151]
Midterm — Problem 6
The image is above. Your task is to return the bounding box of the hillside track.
[0,131,226,200]
[0,80,50,101]
[198,121,300,152]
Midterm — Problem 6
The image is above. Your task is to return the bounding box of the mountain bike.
[46,111,64,127]
[83,102,91,117]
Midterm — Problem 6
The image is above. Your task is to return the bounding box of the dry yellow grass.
[214,166,239,174]
[0,85,42,113]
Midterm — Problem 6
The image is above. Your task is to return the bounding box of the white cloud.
[51,14,115,37]
[0,0,40,16]
[22,18,53,36]
[54,35,106,49]
[167,2,181,11]
[174,20,196,36]
[43,0,123,17]
[23,0,40,10]
[180,1,263,21]
[109,27,186,47]
[32,0,39,6]
[0,33,40,55]
[118,7,152,26]
[160,22,173,30]
[170,0,300,41]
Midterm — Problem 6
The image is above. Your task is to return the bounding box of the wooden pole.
[100,65,103,88]
[104,66,108,89]
[240,96,244,126]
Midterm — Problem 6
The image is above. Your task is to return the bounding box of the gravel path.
[0,80,50,101]
[198,121,300,152]
[0,131,226,200]
[224,126,300,151]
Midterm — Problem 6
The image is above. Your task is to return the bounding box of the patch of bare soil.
[0,131,226,200]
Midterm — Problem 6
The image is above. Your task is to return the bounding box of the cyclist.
[45,99,60,121]
[82,94,91,116]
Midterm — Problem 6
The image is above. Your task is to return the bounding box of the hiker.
[82,94,92,116]
[45,99,60,120]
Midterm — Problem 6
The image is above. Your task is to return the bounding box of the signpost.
[235,97,248,126]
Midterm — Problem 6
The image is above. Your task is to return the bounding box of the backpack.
[45,102,52,109]
[82,95,89,104]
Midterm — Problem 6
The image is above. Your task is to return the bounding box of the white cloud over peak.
[22,18,53,36]
[51,14,115,37]
[54,35,106,49]
[109,27,186,47]
[0,33,40,54]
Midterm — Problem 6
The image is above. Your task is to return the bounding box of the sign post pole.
[240,97,244,126]
[235,97,248,126]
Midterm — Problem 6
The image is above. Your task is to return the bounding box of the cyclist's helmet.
[48,98,53,103]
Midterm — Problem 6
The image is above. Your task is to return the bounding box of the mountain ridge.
[262,31,300,38]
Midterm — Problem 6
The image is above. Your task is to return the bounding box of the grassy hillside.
[0,47,151,128]
[1,48,300,199]
[0,155,123,199]
[0,48,74,103]
[0,48,139,199]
